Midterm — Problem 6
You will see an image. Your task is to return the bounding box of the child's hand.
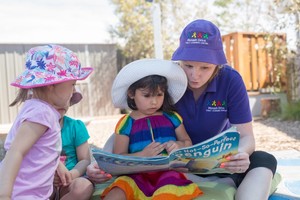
[165,141,180,154]
[141,142,165,157]
[55,162,72,186]
[53,171,61,187]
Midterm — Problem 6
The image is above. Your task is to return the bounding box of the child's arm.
[69,142,91,179]
[55,161,72,187]
[0,121,47,198]
[165,124,192,154]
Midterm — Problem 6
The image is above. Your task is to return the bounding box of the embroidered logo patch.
[185,31,209,45]
[206,99,227,112]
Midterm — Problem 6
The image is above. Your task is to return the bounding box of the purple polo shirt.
[175,65,252,145]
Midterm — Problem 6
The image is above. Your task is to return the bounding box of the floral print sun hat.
[11,44,93,89]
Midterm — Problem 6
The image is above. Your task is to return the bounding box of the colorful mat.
[269,150,300,200]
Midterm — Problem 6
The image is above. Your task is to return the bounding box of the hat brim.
[172,47,227,65]
[11,67,93,89]
[111,59,188,109]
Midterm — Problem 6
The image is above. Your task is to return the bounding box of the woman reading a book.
[87,19,277,200]
[99,59,203,199]
[171,19,277,200]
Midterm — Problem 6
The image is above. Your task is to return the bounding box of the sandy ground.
[1,115,299,161]
[86,115,300,152]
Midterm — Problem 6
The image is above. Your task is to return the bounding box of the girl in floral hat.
[101,59,203,200]
[0,44,93,199]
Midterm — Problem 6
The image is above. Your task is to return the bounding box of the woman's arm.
[234,121,255,155]
[0,121,47,198]
[86,161,112,184]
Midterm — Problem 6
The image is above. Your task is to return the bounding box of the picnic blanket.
[91,149,300,200]
[269,150,300,200]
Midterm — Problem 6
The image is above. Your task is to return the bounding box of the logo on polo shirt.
[206,99,227,112]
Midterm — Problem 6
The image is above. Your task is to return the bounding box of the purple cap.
[172,19,227,65]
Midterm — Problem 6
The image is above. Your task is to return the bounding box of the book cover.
[92,126,239,175]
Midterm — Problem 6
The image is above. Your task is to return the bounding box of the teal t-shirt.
[61,116,90,170]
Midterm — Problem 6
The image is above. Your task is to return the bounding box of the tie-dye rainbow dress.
[101,111,202,199]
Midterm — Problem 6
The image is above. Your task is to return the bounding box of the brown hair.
[9,89,29,106]
[126,75,175,112]
[9,86,48,106]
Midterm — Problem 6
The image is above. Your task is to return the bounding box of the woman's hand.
[220,151,250,173]
[86,162,112,184]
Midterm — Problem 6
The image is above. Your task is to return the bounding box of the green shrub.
[282,101,300,120]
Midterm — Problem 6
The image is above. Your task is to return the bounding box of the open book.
[92,126,239,176]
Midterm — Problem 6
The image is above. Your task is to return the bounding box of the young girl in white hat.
[101,59,203,200]
[0,44,93,199]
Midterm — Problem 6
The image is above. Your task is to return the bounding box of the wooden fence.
[0,44,120,125]
[222,32,287,92]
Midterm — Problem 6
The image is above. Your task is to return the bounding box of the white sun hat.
[111,58,188,109]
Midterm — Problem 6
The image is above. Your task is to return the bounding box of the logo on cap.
[186,31,209,45]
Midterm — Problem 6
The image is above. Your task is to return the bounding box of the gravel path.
[86,115,300,152]
[253,118,300,152]
[1,116,299,161]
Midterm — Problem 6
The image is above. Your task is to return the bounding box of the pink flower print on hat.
[11,44,93,89]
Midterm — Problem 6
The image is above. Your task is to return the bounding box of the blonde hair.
[9,89,29,106]
[178,61,223,85]
[9,87,46,106]
[207,65,223,84]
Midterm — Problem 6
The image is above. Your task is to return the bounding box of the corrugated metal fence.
[0,44,120,124]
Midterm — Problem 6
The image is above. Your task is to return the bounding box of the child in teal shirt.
[51,89,94,200]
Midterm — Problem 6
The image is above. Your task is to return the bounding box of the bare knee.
[61,178,94,200]
[103,187,126,200]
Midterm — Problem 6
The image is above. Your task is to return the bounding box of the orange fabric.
[101,176,203,200]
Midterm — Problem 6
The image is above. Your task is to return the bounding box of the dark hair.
[127,75,175,112]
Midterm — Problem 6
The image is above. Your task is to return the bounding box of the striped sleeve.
[114,114,132,136]
[163,111,183,129]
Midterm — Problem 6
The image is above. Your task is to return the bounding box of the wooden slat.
[222,32,286,92]
[223,35,232,66]
[242,35,252,90]
[250,36,259,90]
[257,36,267,88]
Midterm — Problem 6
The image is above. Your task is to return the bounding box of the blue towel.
[269,150,300,200]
